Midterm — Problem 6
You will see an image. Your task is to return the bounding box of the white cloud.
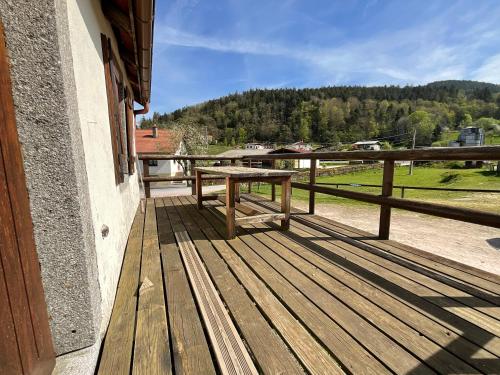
[472,54,500,84]
[155,2,500,86]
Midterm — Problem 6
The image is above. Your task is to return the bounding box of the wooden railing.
[138,146,500,239]
[138,154,243,197]
[315,182,500,198]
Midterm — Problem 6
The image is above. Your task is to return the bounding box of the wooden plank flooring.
[97,195,500,374]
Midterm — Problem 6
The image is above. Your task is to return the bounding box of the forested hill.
[144,80,500,147]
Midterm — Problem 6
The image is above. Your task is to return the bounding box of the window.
[148,160,158,167]
[101,34,135,183]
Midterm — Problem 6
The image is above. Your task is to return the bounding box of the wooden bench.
[195,166,296,239]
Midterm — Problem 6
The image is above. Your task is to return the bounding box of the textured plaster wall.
[0,0,140,364]
[65,0,140,336]
[0,0,101,354]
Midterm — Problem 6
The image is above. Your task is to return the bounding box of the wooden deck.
[97,195,500,375]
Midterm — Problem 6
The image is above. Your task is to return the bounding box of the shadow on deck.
[97,194,500,374]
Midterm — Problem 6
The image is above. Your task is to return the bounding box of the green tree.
[237,127,247,144]
[408,110,436,145]
[460,113,473,128]
[474,117,499,133]
[298,102,312,141]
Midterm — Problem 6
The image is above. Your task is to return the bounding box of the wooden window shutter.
[114,79,129,176]
[101,33,124,184]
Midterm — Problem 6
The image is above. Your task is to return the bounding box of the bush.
[444,161,465,169]
[440,172,462,184]
[431,140,449,147]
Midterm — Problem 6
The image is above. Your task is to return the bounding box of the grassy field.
[207,144,236,155]
[253,165,500,212]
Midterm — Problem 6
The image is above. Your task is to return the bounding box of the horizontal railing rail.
[240,145,500,161]
[315,182,500,198]
[138,145,500,239]
[138,153,243,161]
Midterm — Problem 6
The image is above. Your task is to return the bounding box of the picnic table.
[195,166,296,239]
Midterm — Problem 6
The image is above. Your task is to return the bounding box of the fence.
[138,145,500,240]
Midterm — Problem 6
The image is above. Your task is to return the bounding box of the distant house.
[287,141,313,152]
[245,142,271,150]
[352,141,381,151]
[217,148,273,167]
[218,144,320,169]
[269,147,319,169]
[136,126,186,177]
[458,127,485,147]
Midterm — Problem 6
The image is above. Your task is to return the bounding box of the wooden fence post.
[142,159,150,198]
[248,159,252,193]
[190,159,196,196]
[378,160,394,239]
[271,159,276,201]
[309,159,316,214]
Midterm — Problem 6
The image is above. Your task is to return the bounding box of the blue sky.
[150,0,500,114]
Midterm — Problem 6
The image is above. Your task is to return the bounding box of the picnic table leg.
[226,177,236,239]
[196,170,203,209]
[235,181,240,203]
[281,176,291,230]
[271,160,276,201]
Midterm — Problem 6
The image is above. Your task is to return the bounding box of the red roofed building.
[136,126,186,177]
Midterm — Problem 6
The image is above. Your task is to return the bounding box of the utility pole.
[409,128,416,175]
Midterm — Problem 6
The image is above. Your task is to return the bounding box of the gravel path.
[293,201,500,276]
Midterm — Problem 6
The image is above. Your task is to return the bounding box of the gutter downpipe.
[134,102,149,116]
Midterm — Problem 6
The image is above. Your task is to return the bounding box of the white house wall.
[66,0,139,345]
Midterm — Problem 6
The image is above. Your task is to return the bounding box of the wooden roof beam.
[102,1,132,35]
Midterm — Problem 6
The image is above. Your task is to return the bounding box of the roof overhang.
[101,0,154,106]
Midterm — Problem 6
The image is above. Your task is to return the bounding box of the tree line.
[142,80,500,147]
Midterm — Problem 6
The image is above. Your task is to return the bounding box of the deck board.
[247,194,500,293]
[300,213,500,302]
[97,208,144,375]
[242,197,500,350]
[238,198,500,374]
[158,198,216,375]
[171,196,305,374]
[97,195,500,375]
[200,200,391,374]
[132,199,172,375]
[185,198,343,374]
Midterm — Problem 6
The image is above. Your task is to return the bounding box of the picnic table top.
[195,166,296,178]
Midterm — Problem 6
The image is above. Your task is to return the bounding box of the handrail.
[315,182,500,198]
[138,153,244,161]
[137,146,500,239]
[240,145,500,161]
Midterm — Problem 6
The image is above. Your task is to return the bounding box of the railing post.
[309,159,316,214]
[190,159,196,196]
[142,159,150,198]
[271,159,276,201]
[379,160,394,239]
[248,159,252,193]
[401,186,405,198]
